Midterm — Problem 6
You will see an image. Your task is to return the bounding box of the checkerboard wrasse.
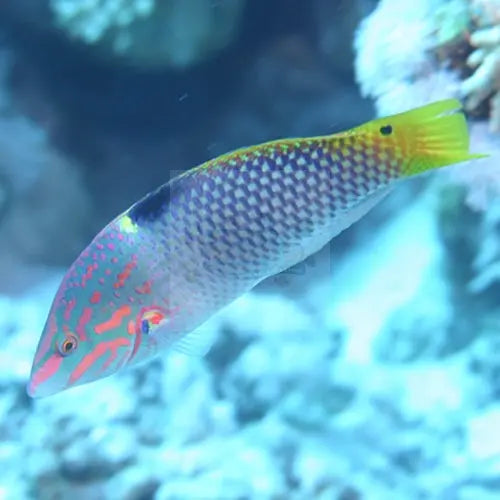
[27,99,486,397]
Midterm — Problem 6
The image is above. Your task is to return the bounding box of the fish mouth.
[26,379,40,398]
[26,379,46,398]
[26,376,62,398]
[26,355,66,398]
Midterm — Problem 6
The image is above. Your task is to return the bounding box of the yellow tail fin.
[384,99,488,176]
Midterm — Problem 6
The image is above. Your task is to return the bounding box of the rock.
[215,292,333,423]
[221,341,289,422]
[217,293,315,341]
[468,331,500,401]
[207,399,237,436]
[454,485,500,500]
[155,436,285,499]
[136,404,167,446]
[223,329,334,423]
[373,270,452,362]
[157,353,221,444]
[279,384,355,431]
[155,474,251,500]
[60,425,137,480]
[135,360,163,403]
[466,406,500,464]
[291,441,349,496]
[0,441,30,499]
[163,376,216,444]
[30,374,137,450]
[104,465,161,500]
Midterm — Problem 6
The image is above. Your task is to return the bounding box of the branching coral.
[49,0,246,68]
[354,0,466,116]
[355,0,500,131]
[461,0,500,131]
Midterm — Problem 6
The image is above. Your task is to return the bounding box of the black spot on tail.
[128,180,178,224]
[379,125,393,136]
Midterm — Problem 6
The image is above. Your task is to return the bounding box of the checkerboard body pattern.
[131,135,401,329]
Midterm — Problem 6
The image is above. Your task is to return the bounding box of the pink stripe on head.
[34,310,58,364]
[75,307,93,341]
[28,354,62,395]
[94,305,131,334]
[69,337,130,384]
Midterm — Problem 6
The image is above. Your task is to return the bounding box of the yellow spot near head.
[119,215,138,234]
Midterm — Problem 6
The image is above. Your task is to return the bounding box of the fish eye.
[379,124,393,136]
[138,307,167,336]
[57,334,79,357]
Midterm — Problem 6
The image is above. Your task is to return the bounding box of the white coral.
[461,11,500,131]
[49,0,245,68]
[354,0,463,116]
[354,0,439,101]
[51,0,154,44]
[355,0,500,130]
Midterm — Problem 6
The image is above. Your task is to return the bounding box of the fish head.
[27,214,169,397]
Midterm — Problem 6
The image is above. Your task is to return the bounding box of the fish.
[27,99,486,397]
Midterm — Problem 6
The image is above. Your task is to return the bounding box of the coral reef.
[1,195,500,498]
[461,0,500,132]
[462,0,500,131]
[49,0,246,68]
[355,0,500,131]
[354,0,454,115]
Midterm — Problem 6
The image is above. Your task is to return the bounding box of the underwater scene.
[0,0,499,498]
